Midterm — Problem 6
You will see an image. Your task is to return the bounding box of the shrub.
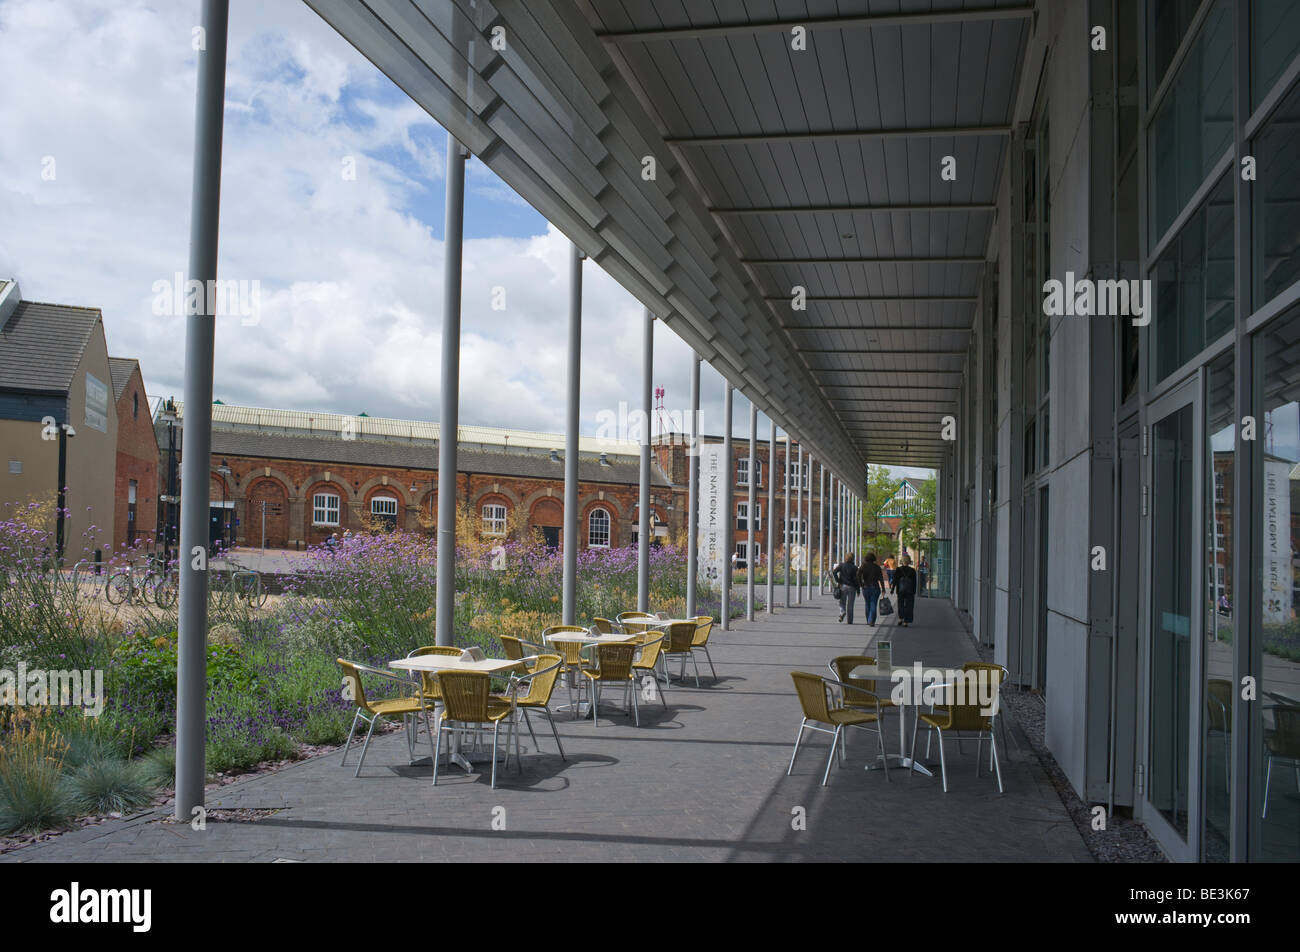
[64,757,156,814]
[135,746,177,789]
[112,630,256,707]
[0,718,75,835]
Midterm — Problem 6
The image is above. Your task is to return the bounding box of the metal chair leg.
[990,730,1003,793]
[691,653,701,688]
[935,726,948,793]
[822,726,840,785]
[521,708,539,750]
[630,678,640,726]
[788,719,808,774]
[432,716,444,786]
[1263,757,1273,818]
[878,723,890,782]
[703,646,717,680]
[546,708,567,761]
[490,720,500,789]
[908,715,920,780]
[592,681,601,726]
[355,714,380,777]
[340,711,361,766]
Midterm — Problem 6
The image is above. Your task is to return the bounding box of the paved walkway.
[3,593,1091,862]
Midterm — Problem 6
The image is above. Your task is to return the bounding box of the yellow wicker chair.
[630,632,669,710]
[616,611,655,628]
[1263,705,1300,819]
[543,625,598,715]
[406,645,463,703]
[432,670,518,789]
[591,617,619,634]
[960,661,1013,757]
[501,635,547,669]
[690,615,718,682]
[660,621,702,686]
[498,654,568,761]
[829,655,897,713]
[788,671,889,785]
[908,664,1005,793]
[338,659,435,777]
[581,642,641,726]
[1207,678,1232,793]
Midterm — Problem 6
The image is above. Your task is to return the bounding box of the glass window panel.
[1254,311,1300,860]
[1149,0,1205,99]
[1203,351,1234,862]
[1150,174,1235,384]
[1148,0,1234,245]
[1254,79,1300,305]
[1150,403,1195,839]
[1252,0,1300,108]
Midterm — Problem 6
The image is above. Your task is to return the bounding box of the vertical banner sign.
[1262,459,1292,624]
[698,443,723,585]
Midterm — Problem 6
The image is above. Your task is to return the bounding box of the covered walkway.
[3,595,1088,863]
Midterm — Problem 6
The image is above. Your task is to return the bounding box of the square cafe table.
[849,662,953,778]
[389,654,527,771]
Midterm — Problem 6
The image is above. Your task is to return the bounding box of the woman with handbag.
[858,552,884,626]
[833,553,860,624]
[891,554,919,627]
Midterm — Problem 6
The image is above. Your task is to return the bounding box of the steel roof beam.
[667,126,1011,147]
[595,5,1035,42]
[744,256,987,266]
[710,203,996,216]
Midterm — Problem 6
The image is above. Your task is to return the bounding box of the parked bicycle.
[214,569,269,610]
[105,560,176,608]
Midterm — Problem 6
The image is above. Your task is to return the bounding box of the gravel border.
[959,614,1168,863]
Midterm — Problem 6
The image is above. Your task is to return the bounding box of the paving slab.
[2,594,1092,863]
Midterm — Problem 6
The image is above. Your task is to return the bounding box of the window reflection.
[1254,79,1300,305]
[1255,311,1300,861]
[1204,352,1234,861]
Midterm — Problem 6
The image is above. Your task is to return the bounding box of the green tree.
[895,477,937,553]
[860,465,900,556]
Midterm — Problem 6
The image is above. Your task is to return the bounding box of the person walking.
[891,554,919,627]
[834,552,860,624]
[858,552,884,626]
[919,555,928,593]
[884,554,896,587]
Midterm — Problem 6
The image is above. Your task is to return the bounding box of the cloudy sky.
[0,0,930,479]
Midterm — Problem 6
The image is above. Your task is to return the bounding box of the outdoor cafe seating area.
[335,612,718,789]
[333,603,1013,800]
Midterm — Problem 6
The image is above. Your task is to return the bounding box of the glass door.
[1141,376,1203,861]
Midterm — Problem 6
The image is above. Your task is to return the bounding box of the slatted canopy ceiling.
[304,0,1031,475]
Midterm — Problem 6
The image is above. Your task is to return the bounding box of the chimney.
[0,279,20,332]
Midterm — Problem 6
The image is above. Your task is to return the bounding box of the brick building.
[157,402,833,563]
[109,358,158,552]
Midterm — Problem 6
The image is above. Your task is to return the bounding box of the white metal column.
[637,309,652,612]
[686,353,700,617]
[766,423,776,614]
[175,0,229,822]
[561,242,582,626]
[746,401,756,621]
[721,383,733,629]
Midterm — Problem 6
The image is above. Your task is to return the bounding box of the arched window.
[587,507,611,547]
[481,503,507,536]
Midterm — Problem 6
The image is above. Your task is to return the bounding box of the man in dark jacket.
[834,553,859,624]
[891,554,919,627]
[858,553,885,625]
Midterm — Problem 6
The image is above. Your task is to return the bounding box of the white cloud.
[0,0,820,458]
